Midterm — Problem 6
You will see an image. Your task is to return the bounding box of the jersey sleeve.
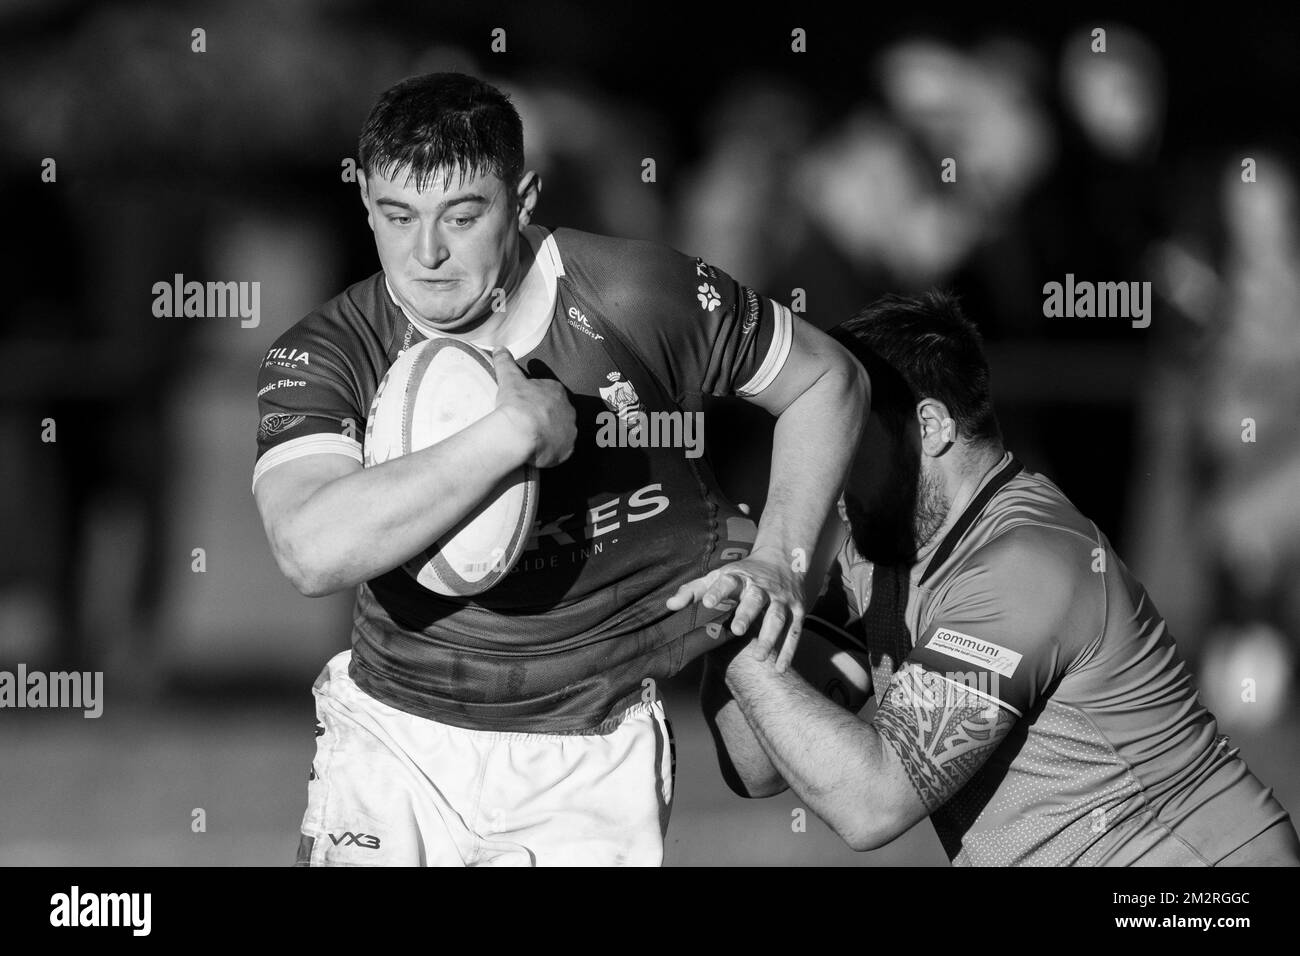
[906,527,1103,718]
[580,235,794,401]
[252,315,365,492]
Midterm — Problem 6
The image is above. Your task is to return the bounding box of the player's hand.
[666,545,806,671]
[492,348,577,468]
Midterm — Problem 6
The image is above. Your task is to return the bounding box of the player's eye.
[388,215,413,225]
[448,216,477,228]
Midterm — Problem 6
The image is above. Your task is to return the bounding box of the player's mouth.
[413,278,460,287]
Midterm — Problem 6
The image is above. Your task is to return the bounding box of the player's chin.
[406,295,478,330]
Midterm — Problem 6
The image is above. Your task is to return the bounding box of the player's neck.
[464,235,539,349]
[913,444,1006,564]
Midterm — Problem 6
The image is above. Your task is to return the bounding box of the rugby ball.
[792,616,874,713]
[364,338,539,596]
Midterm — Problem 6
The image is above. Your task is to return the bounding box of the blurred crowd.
[1,2,1297,728]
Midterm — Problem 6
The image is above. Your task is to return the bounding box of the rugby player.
[252,73,867,865]
[702,291,1299,865]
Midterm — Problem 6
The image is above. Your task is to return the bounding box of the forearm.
[754,358,866,563]
[725,642,895,846]
[700,647,788,798]
[275,409,530,594]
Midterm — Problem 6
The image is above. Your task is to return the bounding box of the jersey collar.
[383,224,563,358]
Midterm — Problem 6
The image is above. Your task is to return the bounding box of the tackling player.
[252,73,866,865]
[703,291,1299,865]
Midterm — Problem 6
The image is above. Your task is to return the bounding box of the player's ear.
[357,170,376,232]
[917,399,953,457]
[516,170,541,228]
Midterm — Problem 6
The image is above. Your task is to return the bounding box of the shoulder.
[949,464,1103,592]
[551,227,719,306]
[551,226,685,271]
[256,273,398,413]
[294,272,391,341]
[935,522,1104,655]
[981,467,1101,546]
[261,273,392,366]
[968,524,1094,589]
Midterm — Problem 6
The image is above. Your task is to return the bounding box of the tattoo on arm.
[871,663,1017,813]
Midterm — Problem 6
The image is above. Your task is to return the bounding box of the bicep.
[254,453,361,538]
[871,661,1018,827]
[742,316,866,417]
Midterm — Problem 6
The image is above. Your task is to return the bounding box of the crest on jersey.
[599,372,645,443]
[599,371,642,421]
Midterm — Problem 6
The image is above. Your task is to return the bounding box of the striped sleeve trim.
[735,301,794,397]
[251,433,363,493]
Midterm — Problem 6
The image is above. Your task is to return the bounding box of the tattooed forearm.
[871,663,1017,813]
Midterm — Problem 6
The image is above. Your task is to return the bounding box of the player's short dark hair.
[831,291,1001,445]
[359,72,524,193]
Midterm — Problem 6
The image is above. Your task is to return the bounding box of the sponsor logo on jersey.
[262,346,311,370]
[520,482,671,554]
[696,282,721,311]
[258,412,306,442]
[566,306,604,341]
[397,321,418,357]
[257,378,307,398]
[694,257,718,281]
[926,628,1023,677]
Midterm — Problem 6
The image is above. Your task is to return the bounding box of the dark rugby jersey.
[254,225,792,732]
[832,454,1292,865]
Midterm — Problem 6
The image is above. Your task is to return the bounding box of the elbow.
[724,771,788,800]
[847,362,871,421]
[280,554,334,598]
[839,822,889,853]
[828,342,870,414]
[815,784,904,852]
[709,732,789,800]
[269,525,341,598]
[289,568,337,599]
[834,805,906,853]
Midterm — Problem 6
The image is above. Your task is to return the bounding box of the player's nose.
[414,223,449,269]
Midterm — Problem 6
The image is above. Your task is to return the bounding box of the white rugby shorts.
[295,650,675,866]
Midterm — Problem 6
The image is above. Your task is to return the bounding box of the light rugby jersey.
[253,225,793,733]
[833,453,1291,865]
